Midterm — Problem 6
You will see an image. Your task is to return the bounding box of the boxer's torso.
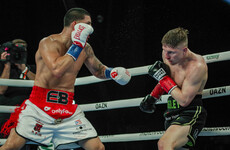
[34,34,89,92]
[166,51,208,95]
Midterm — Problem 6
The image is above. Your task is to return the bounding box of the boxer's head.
[64,8,91,27]
[161,27,189,49]
[161,27,189,65]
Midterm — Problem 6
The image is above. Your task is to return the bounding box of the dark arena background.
[0,0,230,149]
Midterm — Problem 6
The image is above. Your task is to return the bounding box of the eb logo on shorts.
[47,91,68,104]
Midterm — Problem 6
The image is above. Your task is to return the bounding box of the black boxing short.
[164,95,207,148]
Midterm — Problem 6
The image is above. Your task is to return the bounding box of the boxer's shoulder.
[41,35,61,45]
[38,35,63,52]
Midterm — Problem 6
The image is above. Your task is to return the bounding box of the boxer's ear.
[71,21,77,30]
[183,47,188,55]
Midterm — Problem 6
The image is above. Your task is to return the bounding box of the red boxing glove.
[140,83,164,113]
[150,83,165,99]
[159,76,177,94]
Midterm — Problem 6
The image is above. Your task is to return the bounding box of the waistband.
[165,94,203,118]
[29,86,74,104]
[29,86,77,120]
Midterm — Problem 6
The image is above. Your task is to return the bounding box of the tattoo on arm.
[84,44,94,57]
[84,44,106,78]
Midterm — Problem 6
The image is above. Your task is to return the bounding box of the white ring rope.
[77,85,230,112]
[99,126,230,143]
[0,85,229,113]
[0,126,229,145]
[0,51,230,87]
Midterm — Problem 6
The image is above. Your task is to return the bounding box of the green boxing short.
[164,95,207,148]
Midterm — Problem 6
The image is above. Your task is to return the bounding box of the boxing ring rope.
[0,126,229,145]
[0,85,229,113]
[0,51,230,145]
[0,51,230,87]
[99,126,230,143]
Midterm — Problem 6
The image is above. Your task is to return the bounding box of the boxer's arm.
[84,43,107,79]
[84,44,131,85]
[38,38,75,78]
[170,63,207,107]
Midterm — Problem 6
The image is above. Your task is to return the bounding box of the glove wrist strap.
[105,67,113,79]
[150,83,165,99]
[66,44,83,61]
[159,76,177,94]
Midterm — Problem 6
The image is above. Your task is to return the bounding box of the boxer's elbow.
[51,70,62,78]
[51,66,65,78]
[53,71,63,78]
[179,97,194,107]
[50,61,70,78]
[179,101,190,107]
[171,89,195,107]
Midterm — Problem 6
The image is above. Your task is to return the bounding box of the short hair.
[12,39,27,48]
[161,27,189,48]
[64,8,90,27]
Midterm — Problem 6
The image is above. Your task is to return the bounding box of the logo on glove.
[153,68,166,81]
[111,71,118,78]
[74,25,86,40]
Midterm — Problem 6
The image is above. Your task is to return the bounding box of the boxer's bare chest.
[170,65,187,88]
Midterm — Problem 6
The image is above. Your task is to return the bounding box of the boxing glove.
[148,61,177,94]
[105,67,131,85]
[66,23,94,61]
[140,95,157,113]
[140,83,165,113]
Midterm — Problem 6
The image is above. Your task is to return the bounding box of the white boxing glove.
[71,23,94,48]
[110,67,131,85]
[66,23,94,61]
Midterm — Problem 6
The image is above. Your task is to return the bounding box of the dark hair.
[64,8,90,27]
[161,27,189,48]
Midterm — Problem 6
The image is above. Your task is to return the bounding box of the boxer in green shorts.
[140,27,208,150]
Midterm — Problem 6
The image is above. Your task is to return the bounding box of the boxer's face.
[162,44,186,65]
[74,15,92,26]
[71,15,92,32]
